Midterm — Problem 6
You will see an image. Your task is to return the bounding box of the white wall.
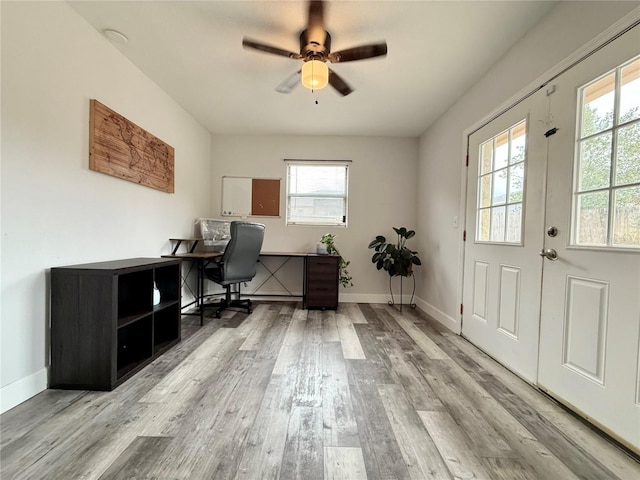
[210,135,419,301]
[0,2,212,412]
[4,0,635,414]
[416,1,639,331]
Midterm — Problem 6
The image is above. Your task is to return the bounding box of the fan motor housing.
[300,29,331,60]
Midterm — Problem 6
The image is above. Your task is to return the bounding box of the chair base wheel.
[203,295,254,319]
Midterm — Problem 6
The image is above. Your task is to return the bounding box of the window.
[572,55,640,248]
[286,161,349,226]
[476,120,527,244]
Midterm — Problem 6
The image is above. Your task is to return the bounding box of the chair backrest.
[220,221,265,283]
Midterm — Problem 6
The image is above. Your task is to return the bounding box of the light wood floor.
[1,302,639,479]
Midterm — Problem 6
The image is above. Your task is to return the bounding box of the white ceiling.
[69,1,557,137]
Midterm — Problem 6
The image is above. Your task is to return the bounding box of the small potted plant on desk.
[368,227,421,310]
[319,233,353,288]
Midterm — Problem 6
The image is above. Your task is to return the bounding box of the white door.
[462,90,549,382]
[538,27,640,451]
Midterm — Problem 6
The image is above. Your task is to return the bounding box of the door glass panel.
[481,142,493,175]
[476,120,526,244]
[490,206,506,242]
[572,55,640,248]
[510,123,526,163]
[577,132,612,191]
[619,58,640,123]
[575,191,609,246]
[479,175,492,208]
[494,132,509,170]
[509,163,524,202]
[615,123,640,186]
[613,186,640,247]
[492,169,508,205]
[506,204,523,243]
[478,208,491,241]
[581,72,615,137]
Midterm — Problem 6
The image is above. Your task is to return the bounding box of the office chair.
[203,221,265,318]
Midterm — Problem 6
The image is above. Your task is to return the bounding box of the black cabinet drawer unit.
[50,257,181,390]
[304,255,339,310]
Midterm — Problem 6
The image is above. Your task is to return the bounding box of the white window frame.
[571,55,640,249]
[475,119,528,245]
[285,160,350,227]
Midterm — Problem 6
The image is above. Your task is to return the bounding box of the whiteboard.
[221,177,252,216]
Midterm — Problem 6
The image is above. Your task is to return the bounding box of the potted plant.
[319,233,353,288]
[368,227,421,277]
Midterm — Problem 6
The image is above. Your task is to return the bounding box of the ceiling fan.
[242,0,387,96]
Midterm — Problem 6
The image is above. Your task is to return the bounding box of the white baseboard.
[338,293,460,334]
[413,297,461,334]
[1,367,48,414]
[245,292,397,304]
[338,292,396,304]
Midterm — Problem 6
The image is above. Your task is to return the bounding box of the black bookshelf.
[50,257,181,390]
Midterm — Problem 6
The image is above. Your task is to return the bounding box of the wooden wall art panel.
[89,99,175,193]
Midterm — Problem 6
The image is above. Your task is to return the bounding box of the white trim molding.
[1,368,48,414]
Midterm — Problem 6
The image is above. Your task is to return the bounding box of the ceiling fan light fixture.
[301,60,329,90]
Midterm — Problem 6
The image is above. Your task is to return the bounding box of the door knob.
[539,248,558,261]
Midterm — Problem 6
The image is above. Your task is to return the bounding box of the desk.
[255,253,338,309]
[162,251,221,325]
[169,238,202,254]
[254,252,308,298]
[164,246,339,325]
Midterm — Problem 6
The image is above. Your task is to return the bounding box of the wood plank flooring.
[1,302,639,479]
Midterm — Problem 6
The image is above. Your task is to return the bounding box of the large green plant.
[320,233,353,288]
[368,227,422,277]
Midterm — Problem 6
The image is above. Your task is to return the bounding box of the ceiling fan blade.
[275,70,301,94]
[328,68,353,96]
[242,38,302,59]
[328,42,388,63]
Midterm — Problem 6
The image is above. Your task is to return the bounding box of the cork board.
[89,99,175,193]
[252,178,280,216]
